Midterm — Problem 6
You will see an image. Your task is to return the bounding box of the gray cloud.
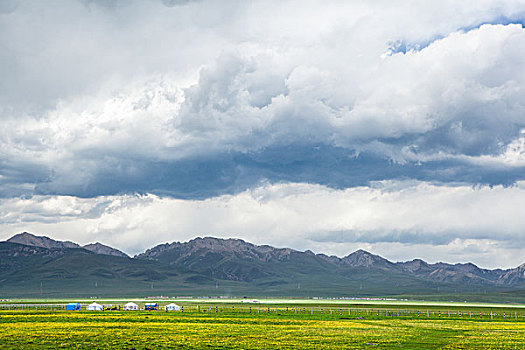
[161,0,199,7]
[307,228,523,246]
[0,0,18,14]
[4,19,525,197]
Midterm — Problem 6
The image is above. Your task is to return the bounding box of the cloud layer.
[2,1,525,265]
[1,2,525,198]
[1,181,524,268]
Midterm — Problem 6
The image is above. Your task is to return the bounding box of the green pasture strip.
[1,310,524,349]
[5,297,525,308]
[3,298,525,323]
[4,298,525,319]
[1,303,524,322]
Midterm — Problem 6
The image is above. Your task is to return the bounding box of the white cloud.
[1,181,524,268]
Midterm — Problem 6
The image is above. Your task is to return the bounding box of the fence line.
[0,304,523,320]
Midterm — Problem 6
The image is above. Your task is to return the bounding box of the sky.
[1,0,525,268]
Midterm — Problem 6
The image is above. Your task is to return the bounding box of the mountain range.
[1,232,524,301]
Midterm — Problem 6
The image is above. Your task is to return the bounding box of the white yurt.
[87,302,103,311]
[164,303,181,311]
[124,302,139,311]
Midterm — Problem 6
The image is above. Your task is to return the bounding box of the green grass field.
[1,300,525,349]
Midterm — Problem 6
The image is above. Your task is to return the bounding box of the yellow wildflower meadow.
[0,310,524,349]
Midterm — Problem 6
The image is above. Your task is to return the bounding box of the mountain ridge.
[7,232,81,250]
[135,235,525,286]
[7,232,128,258]
[2,232,525,299]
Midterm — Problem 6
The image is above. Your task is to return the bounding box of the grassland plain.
[1,308,524,349]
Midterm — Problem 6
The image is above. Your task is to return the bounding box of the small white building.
[241,299,260,303]
[87,302,103,311]
[164,303,181,311]
[124,302,139,311]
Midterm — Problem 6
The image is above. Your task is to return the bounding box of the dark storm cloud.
[5,143,518,199]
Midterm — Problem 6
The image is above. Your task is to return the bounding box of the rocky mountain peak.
[341,249,393,268]
[83,242,129,258]
[189,237,255,251]
[399,259,430,273]
[7,232,80,249]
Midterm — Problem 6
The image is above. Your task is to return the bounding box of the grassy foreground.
[1,310,524,349]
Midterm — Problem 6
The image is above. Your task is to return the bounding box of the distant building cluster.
[66,302,181,311]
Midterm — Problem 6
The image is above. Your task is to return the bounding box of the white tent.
[87,302,103,311]
[124,302,139,311]
[164,303,181,311]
